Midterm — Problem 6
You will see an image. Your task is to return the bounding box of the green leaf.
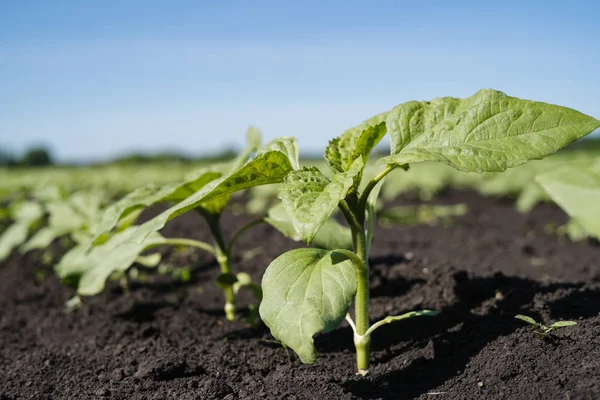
[368,310,440,335]
[55,226,169,296]
[92,170,221,244]
[134,253,162,268]
[264,204,352,250]
[86,137,299,263]
[0,223,31,261]
[515,314,538,327]
[378,89,600,172]
[365,178,384,252]
[278,157,364,244]
[258,136,300,170]
[21,200,87,252]
[193,137,300,216]
[233,272,262,299]
[0,201,44,261]
[259,248,357,364]
[550,320,577,328]
[228,126,262,173]
[536,161,600,240]
[21,227,59,252]
[560,219,589,242]
[382,310,439,322]
[325,112,388,189]
[89,130,262,243]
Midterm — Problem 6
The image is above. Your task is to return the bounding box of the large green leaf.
[325,112,388,189]
[259,248,357,364]
[378,89,600,172]
[278,157,364,244]
[536,160,600,239]
[92,170,222,245]
[91,129,265,243]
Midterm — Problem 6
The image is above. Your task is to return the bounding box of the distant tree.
[21,146,53,166]
[0,147,16,166]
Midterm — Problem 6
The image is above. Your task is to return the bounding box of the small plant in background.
[515,314,577,339]
[259,89,600,375]
[378,203,468,228]
[536,159,600,241]
[0,200,44,261]
[56,129,299,322]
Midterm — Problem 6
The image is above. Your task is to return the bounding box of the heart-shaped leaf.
[259,248,357,364]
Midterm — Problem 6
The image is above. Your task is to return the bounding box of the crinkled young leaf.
[264,204,352,250]
[325,112,388,189]
[279,157,364,244]
[536,161,600,240]
[378,89,600,172]
[259,248,357,364]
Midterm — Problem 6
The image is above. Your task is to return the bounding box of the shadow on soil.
[336,270,600,399]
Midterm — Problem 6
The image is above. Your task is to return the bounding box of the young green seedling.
[57,129,299,322]
[259,89,600,375]
[515,314,577,339]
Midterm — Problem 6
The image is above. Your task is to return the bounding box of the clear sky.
[1,1,599,162]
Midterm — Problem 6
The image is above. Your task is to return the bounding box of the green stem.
[216,247,237,321]
[358,164,397,212]
[352,223,371,374]
[161,238,217,255]
[204,213,237,321]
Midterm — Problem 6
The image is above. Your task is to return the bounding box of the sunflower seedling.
[56,129,299,322]
[259,89,600,375]
[515,314,577,339]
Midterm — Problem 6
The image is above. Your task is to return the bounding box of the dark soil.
[1,191,599,400]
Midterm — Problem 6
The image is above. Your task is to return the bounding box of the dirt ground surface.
[1,191,599,400]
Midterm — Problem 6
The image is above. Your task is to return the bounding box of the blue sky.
[1,1,599,162]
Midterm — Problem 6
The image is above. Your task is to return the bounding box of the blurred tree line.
[0,146,53,167]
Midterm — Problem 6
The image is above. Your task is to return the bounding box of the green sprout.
[515,314,577,339]
[258,89,599,375]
